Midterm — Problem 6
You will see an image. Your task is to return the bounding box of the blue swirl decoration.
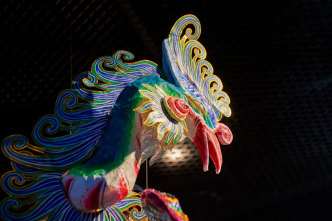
[1,50,158,220]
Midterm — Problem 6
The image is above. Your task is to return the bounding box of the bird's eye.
[175,99,190,113]
[162,96,189,121]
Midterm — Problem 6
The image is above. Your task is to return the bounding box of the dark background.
[0,0,331,220]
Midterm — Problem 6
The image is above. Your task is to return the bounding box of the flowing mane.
[1,50,160,220]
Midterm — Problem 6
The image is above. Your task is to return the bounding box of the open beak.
[193,120,223,174]
[162,96,233,174]
[192,121,233,174]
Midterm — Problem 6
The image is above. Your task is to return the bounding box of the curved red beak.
[163,96,233,174]
[193,121,233,174]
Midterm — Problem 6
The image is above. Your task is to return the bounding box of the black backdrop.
[0,1,331,220]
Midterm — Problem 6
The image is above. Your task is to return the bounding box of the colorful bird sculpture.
[1,14,233,220]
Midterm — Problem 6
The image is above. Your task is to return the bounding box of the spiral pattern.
[1,50,158,220]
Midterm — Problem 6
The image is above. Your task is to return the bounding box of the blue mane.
[2,50,162,171]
